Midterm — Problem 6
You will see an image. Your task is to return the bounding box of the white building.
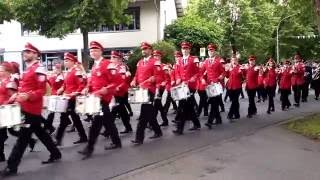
[0,0,187,70]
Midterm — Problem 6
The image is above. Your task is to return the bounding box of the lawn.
[285,114,320,140]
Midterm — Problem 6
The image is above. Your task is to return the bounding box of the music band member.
[279,60,293,110]
[291,53,305,107]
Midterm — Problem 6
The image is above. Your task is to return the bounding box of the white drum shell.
[206,83,223,98]
[128,88,150,104]
[171,84,190,101]
[47,96,69,113]
[0,104,22,128]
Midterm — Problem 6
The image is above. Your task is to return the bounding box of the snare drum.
[75,95,101,115]
[128,88,150,104]
[206,83,223,98]
[47,95,69,113]
[0,104,22,128]
[171,83,190,101]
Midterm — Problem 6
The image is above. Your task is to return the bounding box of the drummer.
[200,44,225,129]
[55,53,88,146]
[45,63,64,134]
[78,41,122,159]
[0,62,18,162]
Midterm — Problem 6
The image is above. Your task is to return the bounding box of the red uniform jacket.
[170,64,178,87]
[264,68,277,88]
[113,62,130,97]
[0,77,17,105]
[225,65,243,90]
[175,56,200,91]
[245,66,259,90]
[63,67,86,98]
[134,57,158,94]
[165,70,171,91]
[201,56,225,85]
[89,59,116,104]
[279,67,292,90]
[291,62,305,86]
[154,63,167,90]
[48,73,64,95]
[18,62,47,115]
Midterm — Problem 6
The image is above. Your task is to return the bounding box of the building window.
[93,7,140,32]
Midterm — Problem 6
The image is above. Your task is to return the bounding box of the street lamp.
[276,13,299,64]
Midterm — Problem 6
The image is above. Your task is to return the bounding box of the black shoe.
[171,120,177,123]
[29,139,37,152]
[172,130,183,135]
[205,123,212,129]
[129,112,133,117]
[0,167,17,177]
[220,109,225,113]
[149,134,162,139]
[78,148,93,160]
[257,99,261,103]
[105,143,122,150]
[101,131,110,138]
[46,126,56,135]
[267,110,271,114]
[0,154,5,162]
[73,138,88,144]
[213,121,222,125]
[246,114,253,118]
[204,112,209,116]
[120,129,132,134]
[41,154,61,164]
[131,140,143,145]
[188,126,200,131]
[294,103,300,107]
[315,97,319,100]
[160,122,169,127]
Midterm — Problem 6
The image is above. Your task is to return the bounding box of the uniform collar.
[143,56,152,62]
[26,60,38,69]
[94,57,104,66]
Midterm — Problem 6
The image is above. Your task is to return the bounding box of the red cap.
[24,42,40,54]
[152,50,162,57]
[64,52,77,62]
[181,41,192,49]
[0,61,13,72]
[140,42,152,50]
[54,63,62,69]
[90,41,104,51]
[111,50,121,58]
[174,51,183,57]
[10,62,20,74]
[248,55,256,61]
[294,53,301,60]
[207,43,218,51]
[268,57,275,64]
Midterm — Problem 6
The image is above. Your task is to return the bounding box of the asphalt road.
[1,92,320,180]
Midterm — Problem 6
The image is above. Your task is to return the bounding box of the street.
[1,94,320,180]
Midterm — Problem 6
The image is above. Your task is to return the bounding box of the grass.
[285,114,320,140]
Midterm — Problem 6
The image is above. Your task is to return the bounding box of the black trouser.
[86,103,121,152]
[292,85,303,105]
[112,96,132,131]
[302,81,310,101]
[135,92,162,142]
[227,89,241,119]
[56,99,87,143]
[175,92,201,133]
[207,96,221,124]
[257,86,267,101]
[123,93,133,115]
[280,89,291,109]
[7,112,61,171]
[240,88,245,98]
[224,89,230,102]
[163,90,178,113]
[218,94,225,112]
[44,112,55,130]
[0,128,8,158]
[246,88,257,116]
[266,86,276,112]
[314,82,320,98]
[197,90,208,116]
[154,88,169,124]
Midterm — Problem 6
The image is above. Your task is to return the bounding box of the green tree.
[0,1,12,22]
[8,0,130,68]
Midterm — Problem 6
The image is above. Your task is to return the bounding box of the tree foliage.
[0,1,13,22]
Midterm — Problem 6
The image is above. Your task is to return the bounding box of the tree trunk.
[81,29,90,71]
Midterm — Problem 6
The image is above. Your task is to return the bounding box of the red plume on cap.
[0,61,13,72]
[140,42,152,50]
[152,50,162,56]
[248,55,256,61]
[181,41,192,49]
[207,43,218,51]
[174,51,182,57]
[24,42,40,54]
[89,41,104,51]
[64,52,77,62]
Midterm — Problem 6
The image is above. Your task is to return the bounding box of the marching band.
[0,41,318,177]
